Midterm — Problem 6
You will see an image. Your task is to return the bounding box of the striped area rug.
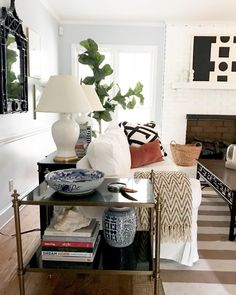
[161,187,236,295]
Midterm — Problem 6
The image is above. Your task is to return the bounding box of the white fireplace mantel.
[172,82,236,90]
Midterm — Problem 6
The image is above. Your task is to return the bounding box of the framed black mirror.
[0,0,28,114]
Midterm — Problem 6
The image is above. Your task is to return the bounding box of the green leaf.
[93,68,105,83]
[78,54,95,66]
[124,88,134,97]
[136,93,145,105]
[101,64,113,76]
[104,101,116,112]
[134,81,143,94]
[92,130,97,138]
[104,82,114,92]
[132,82,144,104]
[96,85,109,98]
[80,39,98,53]
[82,76,95,85]
[93,64,113,83]
[92,111,101,121]
[94,52,105,66]
[127,97,136,109]
[93,110,112,122]
[112,92,126,109]
[100,110,113,122]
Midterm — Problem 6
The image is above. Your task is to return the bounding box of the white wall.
[162,22,236,145]
[0,0,59,228]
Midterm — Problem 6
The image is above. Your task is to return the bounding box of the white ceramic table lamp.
[36,75,92,162]
[76,85,104,126]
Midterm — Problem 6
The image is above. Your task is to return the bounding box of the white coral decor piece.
[54,207,91,232]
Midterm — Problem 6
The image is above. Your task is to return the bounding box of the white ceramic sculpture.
[53,207,91,232]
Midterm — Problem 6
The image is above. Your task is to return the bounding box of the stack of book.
[41,218,100,263]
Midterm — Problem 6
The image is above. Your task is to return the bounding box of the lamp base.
[53,155,78,163]
[52,113,80,162]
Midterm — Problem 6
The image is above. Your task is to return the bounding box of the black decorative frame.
[192,35,236,83]
[0,0,28,114]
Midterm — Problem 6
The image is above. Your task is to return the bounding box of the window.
[72,44,157,125]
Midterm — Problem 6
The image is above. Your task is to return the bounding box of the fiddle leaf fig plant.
[78,38,144,132]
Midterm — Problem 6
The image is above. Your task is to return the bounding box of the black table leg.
[39,205,53,237]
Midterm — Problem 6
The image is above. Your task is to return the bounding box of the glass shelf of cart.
[19,178,155,208]
[26,231,153,274]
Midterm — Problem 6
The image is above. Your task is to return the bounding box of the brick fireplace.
[186,114,236,159]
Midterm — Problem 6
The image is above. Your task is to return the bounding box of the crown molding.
[39,0,60,22]
[61,19,165,27]
[166,20,236,26]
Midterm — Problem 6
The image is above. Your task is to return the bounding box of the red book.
[41,240,94,248]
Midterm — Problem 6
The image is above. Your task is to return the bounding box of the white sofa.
[76,126,202,266]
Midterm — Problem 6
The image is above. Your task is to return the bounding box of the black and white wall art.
[192,35,236,82]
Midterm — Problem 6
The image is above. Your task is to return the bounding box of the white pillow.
[76,155,91,169]
[86,127,131,177]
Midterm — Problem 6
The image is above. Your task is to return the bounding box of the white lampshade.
[36,75,92,113]
[81,85,104,111]
[36,75,92,162]
[76,85,104,126]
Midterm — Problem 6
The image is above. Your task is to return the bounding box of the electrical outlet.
[9,179,14,192]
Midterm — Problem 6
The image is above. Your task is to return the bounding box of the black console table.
[37,151,77,183]
[37,152,77,233]
[197,159,236,241]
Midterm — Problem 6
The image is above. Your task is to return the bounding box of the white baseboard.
[0,205,14,230]
[0,185,36,230]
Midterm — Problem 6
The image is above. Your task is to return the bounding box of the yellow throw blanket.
[134,171,192,242]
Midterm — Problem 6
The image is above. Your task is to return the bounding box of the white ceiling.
[41,0,236,24]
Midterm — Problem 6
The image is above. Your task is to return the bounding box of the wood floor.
[0,206,163,295]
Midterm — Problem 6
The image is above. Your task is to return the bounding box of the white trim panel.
[0,127,50,146]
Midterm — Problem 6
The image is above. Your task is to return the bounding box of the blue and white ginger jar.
[102,207,136,248]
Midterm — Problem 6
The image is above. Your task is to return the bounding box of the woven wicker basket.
[170,140,202,166]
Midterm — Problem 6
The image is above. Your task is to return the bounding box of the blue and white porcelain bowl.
[45,168,105,195]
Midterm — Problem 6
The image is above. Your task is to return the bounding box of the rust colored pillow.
[130,140,164,168]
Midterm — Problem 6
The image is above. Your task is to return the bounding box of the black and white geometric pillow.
[119,121,167,157]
